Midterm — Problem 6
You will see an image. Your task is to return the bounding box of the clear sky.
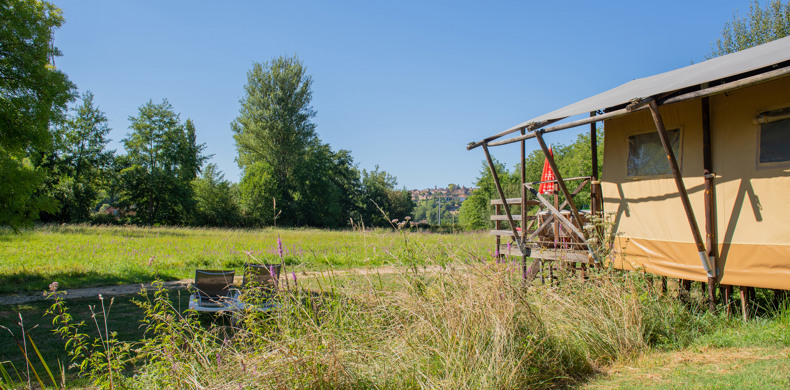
[50,0,749,189]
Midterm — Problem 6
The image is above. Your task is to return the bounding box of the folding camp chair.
[235,263,282,312]
[188,269,241,313]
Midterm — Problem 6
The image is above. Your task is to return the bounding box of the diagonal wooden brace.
[482,144,529,257]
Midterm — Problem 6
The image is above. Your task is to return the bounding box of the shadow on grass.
[0,269,182,295]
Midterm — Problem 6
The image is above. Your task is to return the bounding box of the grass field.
[1,225,788,389]
[0,224,491,294]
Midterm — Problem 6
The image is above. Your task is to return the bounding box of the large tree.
[709,0,790,58]
[45,91,113,222]
[0,0,75,229]
[121,100,207,225]
[233,56,317,225]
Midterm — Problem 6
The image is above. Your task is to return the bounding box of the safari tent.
[467,36,790,308]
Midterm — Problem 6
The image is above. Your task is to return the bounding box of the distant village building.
[409,186,474,203]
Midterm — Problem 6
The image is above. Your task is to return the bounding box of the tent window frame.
[755,108,790,169]
[625,127,683,179]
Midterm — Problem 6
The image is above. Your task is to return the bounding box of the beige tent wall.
[602,76,790,290]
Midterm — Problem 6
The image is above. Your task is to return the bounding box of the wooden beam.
[486,107,636,148]
[534,131,587,239]
[467,118,563,150]
[590,111,601,216]
[740,286,752,321]
[527,179,591,242]
[524,183,586,243]
[702,96,718,311]
[482,144,527,257]
[648,100,713,278]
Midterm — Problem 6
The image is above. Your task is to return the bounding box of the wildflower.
[277,235,284,259]
[291,271,297,283]
[270,265,278,287]
[48,281,59,292]
[148,256,156,266]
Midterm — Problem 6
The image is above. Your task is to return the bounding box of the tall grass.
[40,261,719,389]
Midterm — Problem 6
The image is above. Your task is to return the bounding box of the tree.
[232,56,317,225]
[0,0,75,229]
[47,91,113,222]
[359,166,415,227]
[121,100,207,225]
[193,163,241,227]
[709,0,790,58]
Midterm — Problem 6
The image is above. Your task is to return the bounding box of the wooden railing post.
[648,100,715,310]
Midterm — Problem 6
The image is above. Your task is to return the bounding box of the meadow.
[0,224,491,294]
[0,225,788,389]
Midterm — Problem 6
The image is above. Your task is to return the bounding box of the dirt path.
[0,266,439,306]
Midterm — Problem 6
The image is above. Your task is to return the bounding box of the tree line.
[1,0,413,230]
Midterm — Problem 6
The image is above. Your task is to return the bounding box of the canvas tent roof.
[483,36,790,141]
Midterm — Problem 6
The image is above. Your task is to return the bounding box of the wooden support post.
[679,279,692,303]
[702,96,718,311]
[535,131,587,237]
[740,286,751,321]
[590,111,601,215]
[553,192,560,247]
[648,101,715,297]
[495,204,501,261]
[521,130,528,281]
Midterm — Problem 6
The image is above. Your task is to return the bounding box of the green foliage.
[709,0,790,58]
[359,166,415,227]
[192,163,241,227]
[232,56,412,228]
[42,91,114,223]
[121,100,208,225]
[233,56,317,225]
[0,0,75,229]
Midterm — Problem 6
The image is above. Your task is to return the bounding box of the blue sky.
[51,0,749,189]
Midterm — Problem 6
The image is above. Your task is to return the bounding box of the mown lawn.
[0,224,492,294]
[582,313,790,389]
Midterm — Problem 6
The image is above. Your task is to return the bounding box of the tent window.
[759,118,790,164]
[627,129,680,177]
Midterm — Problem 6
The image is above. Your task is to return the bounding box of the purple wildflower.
[269,265,278,286]
[277,236,284,259]
[291,271,297,283]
